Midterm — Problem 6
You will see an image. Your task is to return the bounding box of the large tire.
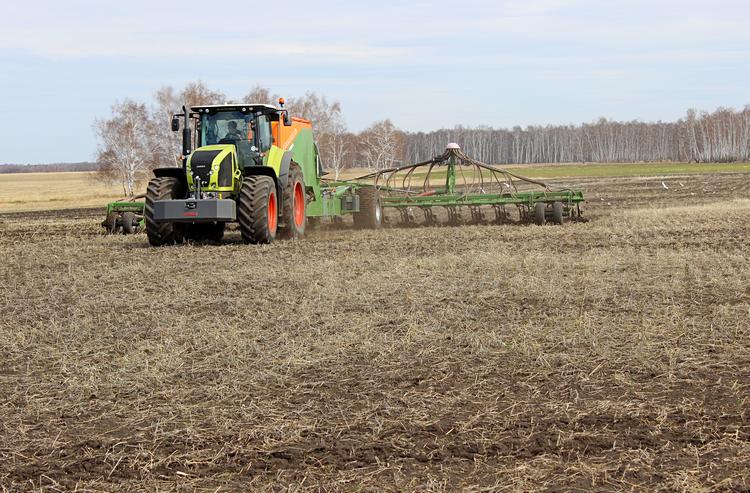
[552,202,564,225]
[238,175,277,244]
[121,211,136,234]
[534,202,546,226]
[354,187,383,229]
[145,177,185,246]
[278,164,306,239]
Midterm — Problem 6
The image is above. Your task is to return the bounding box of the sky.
[1,0,749,164]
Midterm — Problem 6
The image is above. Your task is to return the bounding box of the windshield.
[201,111,254,146]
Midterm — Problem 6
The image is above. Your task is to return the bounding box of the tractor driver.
[225,121,244,141]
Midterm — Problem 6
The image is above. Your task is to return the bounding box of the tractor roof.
[191,103,278,113]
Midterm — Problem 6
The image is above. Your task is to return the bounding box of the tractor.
[145,99,381,246]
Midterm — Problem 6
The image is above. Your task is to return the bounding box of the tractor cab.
[168,103,295,199]
[192,104,282,170]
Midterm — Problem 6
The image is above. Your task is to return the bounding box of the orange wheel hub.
[268,191,277,233]
[293,182,305,228]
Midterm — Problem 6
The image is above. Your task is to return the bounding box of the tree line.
[0,162,98,174]
[402,107,750,165]
[94,81,749,195]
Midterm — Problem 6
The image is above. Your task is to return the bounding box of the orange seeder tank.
[272,117,312,151]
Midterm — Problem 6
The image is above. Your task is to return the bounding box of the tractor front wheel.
[238,175,277,244]
[145,177,185,246]
[279,164,306,239]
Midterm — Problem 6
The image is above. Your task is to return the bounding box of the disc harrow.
[101,194,145,234]
[352,143,584,227]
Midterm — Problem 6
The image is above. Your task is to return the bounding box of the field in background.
[2,162,750,213]
[1,170,749,491]
[0,172,124,212]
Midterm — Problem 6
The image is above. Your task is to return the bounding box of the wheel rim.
[293,182,305,228]
[268,191,277,233]
[375,201,382,223]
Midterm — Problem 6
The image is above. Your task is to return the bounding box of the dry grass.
[1,173,749,492]
[0,173,123,212]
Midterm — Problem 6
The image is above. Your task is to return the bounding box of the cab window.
[256,114,272,151]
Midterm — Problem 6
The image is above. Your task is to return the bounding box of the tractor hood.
[187,144,237,192]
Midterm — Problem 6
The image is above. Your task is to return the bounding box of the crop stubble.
[0,173,749,491]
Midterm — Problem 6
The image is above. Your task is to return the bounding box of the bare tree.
[359,120,403,170]
[241,84,279,105]
[286,92,342,135]
[318,117,351,179]
[94,100,159,196]
[284,91,351,175]
[152,81,226,167]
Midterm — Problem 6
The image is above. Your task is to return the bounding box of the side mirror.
[171,116,180,132]
[282,110,292,126]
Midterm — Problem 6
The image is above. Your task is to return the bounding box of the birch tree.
[94,100,159,196]
[318,117,351,179]
[359,120,403,170]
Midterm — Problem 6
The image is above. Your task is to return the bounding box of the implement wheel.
[104,212,119,234]
[354,187,383,229]
[238,175,277,244]
[552,202,564,225]
[279,164,306,239]
[122,212,136,234]
[534,202,546,225]
[145,177,185,246]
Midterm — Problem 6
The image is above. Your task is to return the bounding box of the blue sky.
[1,0,748,163]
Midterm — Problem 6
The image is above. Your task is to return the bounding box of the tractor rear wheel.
[278,164,306,239]
[534,202,546,225]
[552,202,564,225]
[122,212,136,234]
[238,175,277,244]
[145,177,185,246]
[354,187,383,229]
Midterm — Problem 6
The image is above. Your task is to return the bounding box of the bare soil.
[1,173,749,492]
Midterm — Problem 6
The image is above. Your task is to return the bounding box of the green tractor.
[145,99,381,246]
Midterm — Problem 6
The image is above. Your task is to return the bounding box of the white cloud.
[3,0,748,62]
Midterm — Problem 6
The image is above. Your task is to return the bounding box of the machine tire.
[121,212,136,234]
[104,212,119,234]
[552,202,564,225]
[145,177,185,246]
[238,175,277,244]
[534,202,546,225]
[278,164,306,239]
[354,187,383,229]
